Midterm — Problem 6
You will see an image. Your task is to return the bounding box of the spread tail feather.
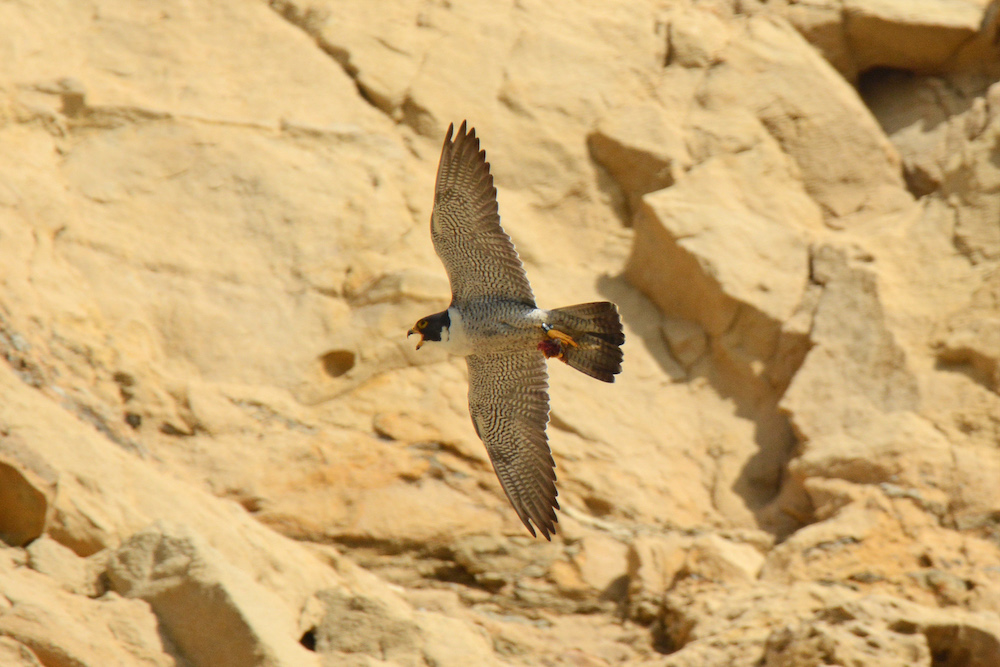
[548,302,624,382]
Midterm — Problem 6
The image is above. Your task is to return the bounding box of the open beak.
[407,329,424,350]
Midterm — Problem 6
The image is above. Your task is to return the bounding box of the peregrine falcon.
[408,122,624,540]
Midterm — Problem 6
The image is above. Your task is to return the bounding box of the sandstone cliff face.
[1,0,998,665]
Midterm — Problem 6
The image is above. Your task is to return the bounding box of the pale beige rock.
[628,534,689,623]
[0,546,176,667]
[107,522,316,667]
[628,152,812,336]
[0,453,51,548]
[588,102,691,215]
[697,14,911,222]
[347,479,504,546]
[843,0,992,73]
[1,0,999,664]
[762,479,1000,613]
[662,581,1000,667]
[744,0,855,78]
[443,533,557,595]
[778,241,1000,532]
[312,590,502,667]
[686,533,765,584]
[571,533,630,594]
[411,609,503,667]
[763,616,931,667]
[622,146,816,491]
[0,0,383,128]
[936,312,1000,391]
[1,362,510,665]
[790,411,956,488]
[782,245,919,435]
[862,74,1000,266]
[621,141,818,530]
[25,536,105,597]
[0,637,44,667]
[0,361,345,603]
[660,317,708,370]
[743,0,1000,81]
[663,3,733,68]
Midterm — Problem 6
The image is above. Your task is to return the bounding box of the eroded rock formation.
[1,0,998,664]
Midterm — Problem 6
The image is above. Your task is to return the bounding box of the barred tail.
[548,302,624,383]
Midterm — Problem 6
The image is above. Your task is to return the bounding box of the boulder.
[107,523,316,667]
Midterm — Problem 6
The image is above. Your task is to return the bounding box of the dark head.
[407,310,451,350]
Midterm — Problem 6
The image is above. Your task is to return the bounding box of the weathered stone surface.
[0,0,998,664]
[0,637,44,667]
[312,590,501,667]
[686,533,765,584]
[0,545,176,667]
[763,614,932,667]
[782,244,918,436]
[743,0,1000,82]
[863,73,1000,260]
[25,536,105,597]
[695,14,911,222]
[588,102,692,216]
[0,453,51,548]
[842,0,995,74]
[662,581,1000,667]
[107,522,316,667]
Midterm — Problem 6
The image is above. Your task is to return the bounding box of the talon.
[546,328,579,348]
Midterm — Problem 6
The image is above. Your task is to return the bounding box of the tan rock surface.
[0,545,174,667]
[0,637,45,667]
[1,0,999,665]
[744,0,1000,82]
[0,453,52,548]
[107,522,317,667]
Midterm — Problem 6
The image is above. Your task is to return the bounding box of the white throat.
[438,306,473,356]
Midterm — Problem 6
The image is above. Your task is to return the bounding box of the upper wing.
[467,351,557,539]
[430,122,535,305]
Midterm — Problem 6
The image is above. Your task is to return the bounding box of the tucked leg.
[545,328,579,348]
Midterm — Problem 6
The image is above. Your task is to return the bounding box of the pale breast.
[446,301,546,356]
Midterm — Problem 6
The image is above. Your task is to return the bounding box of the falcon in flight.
[408,122,624,539]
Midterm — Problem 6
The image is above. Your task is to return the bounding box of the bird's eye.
[417,320,428,329]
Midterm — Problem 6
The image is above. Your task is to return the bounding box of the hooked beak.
[407,329,424,350]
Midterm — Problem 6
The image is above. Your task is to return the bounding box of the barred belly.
[448,300,546,356]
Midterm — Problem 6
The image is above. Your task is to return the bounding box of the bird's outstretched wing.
[431,121,535,305]
[467,351,558,539]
